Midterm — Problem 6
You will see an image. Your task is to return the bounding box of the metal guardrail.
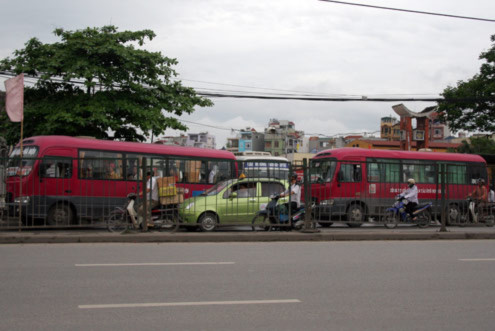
[1,157,493,231]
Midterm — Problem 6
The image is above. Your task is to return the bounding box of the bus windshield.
[7,146,39,176]
[241,162,289,180]
[310,159,337,183]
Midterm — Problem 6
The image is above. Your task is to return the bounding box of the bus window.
[447,163,467,184]
[40,157,72,178]
[466,163,487,184]
[339,163,362,182]
[79,150,123,180]
[367,158,400,183]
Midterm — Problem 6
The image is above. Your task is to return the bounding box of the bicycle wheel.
[107,212,129,233]
[383,210,398,229]
[252,214,270,231]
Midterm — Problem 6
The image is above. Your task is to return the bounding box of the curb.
[2,229,495,244]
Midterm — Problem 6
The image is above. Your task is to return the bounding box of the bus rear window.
[7,146,39,176]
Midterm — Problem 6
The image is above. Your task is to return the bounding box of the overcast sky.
[1,0,494,147]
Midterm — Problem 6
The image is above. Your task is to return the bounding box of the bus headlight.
[14,196,30,205]
[320,199,334,206]
[185,202,195,210]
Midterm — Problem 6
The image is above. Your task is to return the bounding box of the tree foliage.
[438,34,495,133]
[0,26,212,144]
[452,136,495,154]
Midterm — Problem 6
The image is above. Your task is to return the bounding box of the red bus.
[6,136,236,226]
[309,148,488,226]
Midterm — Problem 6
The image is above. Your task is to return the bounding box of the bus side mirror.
[229,192,238,200]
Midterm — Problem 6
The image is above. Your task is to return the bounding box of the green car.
[179,177,288,231]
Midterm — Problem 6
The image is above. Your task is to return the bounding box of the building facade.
[264,119,304,157]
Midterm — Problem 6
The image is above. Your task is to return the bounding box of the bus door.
[37,148,76,220]
[335,159,364,199]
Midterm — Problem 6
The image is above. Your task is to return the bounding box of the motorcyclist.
[399,178,418,220]
[280,174,301,214]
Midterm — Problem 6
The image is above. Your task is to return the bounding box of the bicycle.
[458,197,494,227]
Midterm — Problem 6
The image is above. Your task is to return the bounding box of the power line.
[196,91,442,102]
[319,0,495,23]
[1,71,443,102]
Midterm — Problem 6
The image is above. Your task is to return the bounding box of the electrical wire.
[319,0,495,23]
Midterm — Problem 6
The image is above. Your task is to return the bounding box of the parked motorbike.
[458,197,494,227]
[107,193,178,233]
[251,194,306,231]
[383,196,432,229]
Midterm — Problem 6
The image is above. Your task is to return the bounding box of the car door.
[220,181,258,223]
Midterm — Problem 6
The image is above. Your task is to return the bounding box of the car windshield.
[202,179,234,196]
[7,146,39,177]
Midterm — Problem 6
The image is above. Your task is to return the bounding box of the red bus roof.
[19,136,236,160]
[314,147,485,163]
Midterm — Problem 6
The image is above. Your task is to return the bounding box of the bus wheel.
[347,204,364,227]
[448,204,460,225]
[318,222,333,228]
[198,212,217,232]
[47,204,74,226]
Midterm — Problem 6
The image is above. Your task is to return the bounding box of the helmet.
[239,173,246,179]
[407,178,415,185]
[478,178,485,184]
[291,174,298,180]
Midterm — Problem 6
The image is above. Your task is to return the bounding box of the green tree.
[452,136,495,154]
[0,26,212,144]
[437,34,495,133]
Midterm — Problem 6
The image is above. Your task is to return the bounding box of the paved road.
[1,241,495,330]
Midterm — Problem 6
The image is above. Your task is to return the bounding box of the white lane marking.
[75,262,235,267]
[459,258,495,261]
[79,299,301,309]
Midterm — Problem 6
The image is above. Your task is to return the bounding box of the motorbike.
[458,197,494,227]
[107,193,179,233]
[383,196,432,229]
[251,194,307,231]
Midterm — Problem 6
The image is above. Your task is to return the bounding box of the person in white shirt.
[137,171,159,227]
[281,174,301,213]
[400,178,419,220]
[489,185,495,203]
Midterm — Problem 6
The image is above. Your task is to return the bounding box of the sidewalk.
[1,225,495,244]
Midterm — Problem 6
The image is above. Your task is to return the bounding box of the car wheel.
[198,212,217,232]
[47,204,74,226]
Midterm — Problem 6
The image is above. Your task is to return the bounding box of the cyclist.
[399,178,419,220]
[467,178,488,223]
